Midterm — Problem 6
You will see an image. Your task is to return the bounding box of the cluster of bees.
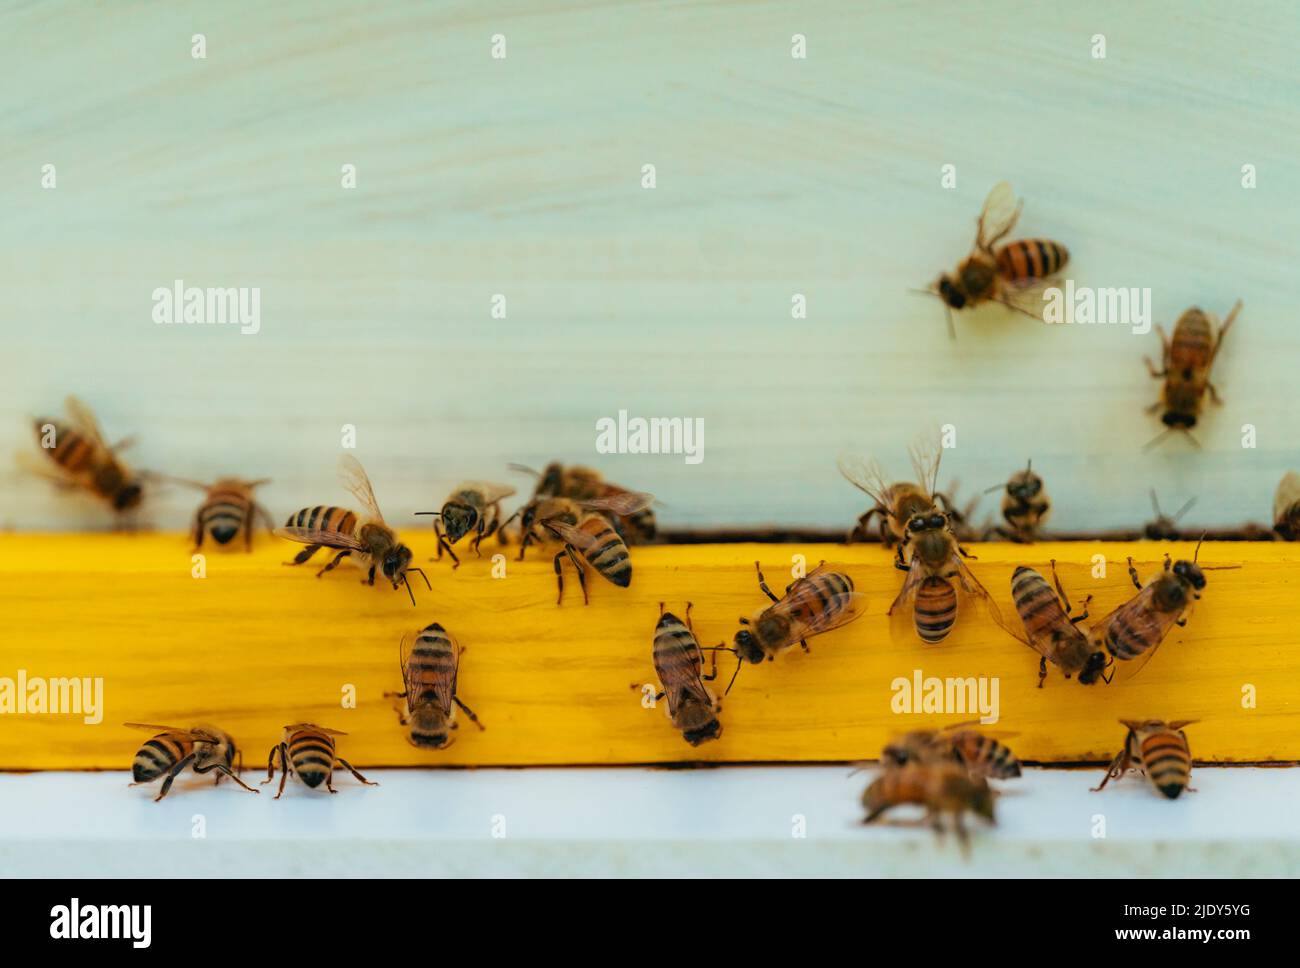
[862,718,1197,846]
[22,181,1284,823]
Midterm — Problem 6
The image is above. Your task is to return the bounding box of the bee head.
[1172,559,1206,591]
[732,628,765,665]
[1078,650,1110,685]
[936,275,966,309]
[1161,410,1197,429]
[1007,467,1042,502]
[383,544,413,583]
[113,482,143,511]
[210,523,239,545]
[907,511,948,534]
[441,502,478,543]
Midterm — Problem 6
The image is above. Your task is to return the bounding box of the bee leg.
[1144,355,1166,378]
[260,744,279,786]
[191,512,204,552]
[553,551,568,605]
[517,531,533,562]
[286,544,322,566]
[453,696,487,731]
[800,639,810,653]
[1208,383,1224,406]
[336,758,379,786]
[437,533,461,568]
[957,545,977,560]
[316,549,351,577]
[154,753,197,802]
[384,692,410,725]
[1070,595,1093,624]
[274,745,291,799]
[1091,748,1129,792]
[364,564,376,585]
[1037,656,1047,688]
[1126,557,1142,590]
[565,546,590,604]
[685,600,694,634]
[216,765,259,794]
[753,562,780,603]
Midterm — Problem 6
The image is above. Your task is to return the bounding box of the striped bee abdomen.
[950,732,1021,779]
[37,420,98,475]
[914,576,957,643]
[200,484,254,544]
[652,612,702,681]
[287,727,337,789]
[577,516,632,587]
[1011,567,1062,635]
[996,239,1068,282]
[409,622,455,703]
[287,505,358,535]
[1136,729,1192,799]
[788,571,855,626]
[132,733,192,783]
[1103,607,1163,660]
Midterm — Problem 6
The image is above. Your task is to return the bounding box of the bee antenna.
[1149,488,1162,518]
[1193,532,1206,563]
[1142,429,1177,453]
[1174,496,1197,522]
[723,651,744,697]
[413,511,440,517]
[982,481,1006,495]
[403,577,417,607]
[409,567,431,590]
[507,463,540,477]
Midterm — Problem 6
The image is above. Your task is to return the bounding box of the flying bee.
[922,181,1069,338]
[881,724,1022,780]
[385,622,484,750]
[276,455,430,606]
[159,475,274,550]
[861,760,996,849]
[510,461,657,543]
[26,395,145,516]
[415,481,516,567]
[1143,490,1196,541]
[984,460,1050,542]
[838,443,957,547]
[1006,561,1107,686]
[1273,472,1300,540]
[522,492,653,605]
[1144,300,1241,449]
[730,561,865,679]
[125,722,258,802]
[650,603,726,747]
[1087,539,1236,678]
[1092,719,1197,800]
[261,723,377,798]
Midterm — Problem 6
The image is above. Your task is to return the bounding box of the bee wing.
[837,455,892,507]
[887,556,930,644]
[339,454,385,522]
[1088,586,1180,683]
[63,395,109,449]
[315,726,348,736]
[994,277,1059,323]
[801,588,869,637]
[976,181,1022,250]
[397,632,414,697]
[274,526,366,550]
[124,722,193,734]
[908,439,943,502]
[581,491,653,516]
[543,519,599,552]
[1275,471,1300,526]
[460,481,517,504]
[949,555,1008,632]
[123,722,210,743]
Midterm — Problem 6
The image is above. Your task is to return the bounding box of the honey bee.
[731,561,865,670]
[650,603,725,747]
[868,448,1001,644]
[984,460,1050,542]
[125,722,258,802]
[161,475,274,550]
[1006,561,1107,686]
[27,396,145,515]
[925,181,1069,337]
[881,724,1022,780]
[1143,490,1196,541]
[415,481,516,567]
[276,455,430,606]
[1087,540,1233,678]
[1092,719,1197,800]
[861,760,996,848]
[510,462,657,543]
[261,723,377,798]
[1273,472,1300,540]
[1144,300,1241,449]
[838,444,954,547]
[519,493,652,605]
[386,622,484,749]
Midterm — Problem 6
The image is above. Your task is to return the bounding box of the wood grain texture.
[2,1,1299,535]
[0,534,1292,769]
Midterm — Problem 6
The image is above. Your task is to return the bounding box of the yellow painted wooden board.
[0,535,1293,769]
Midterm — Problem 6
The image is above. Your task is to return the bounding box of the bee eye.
[930,515,945,528]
